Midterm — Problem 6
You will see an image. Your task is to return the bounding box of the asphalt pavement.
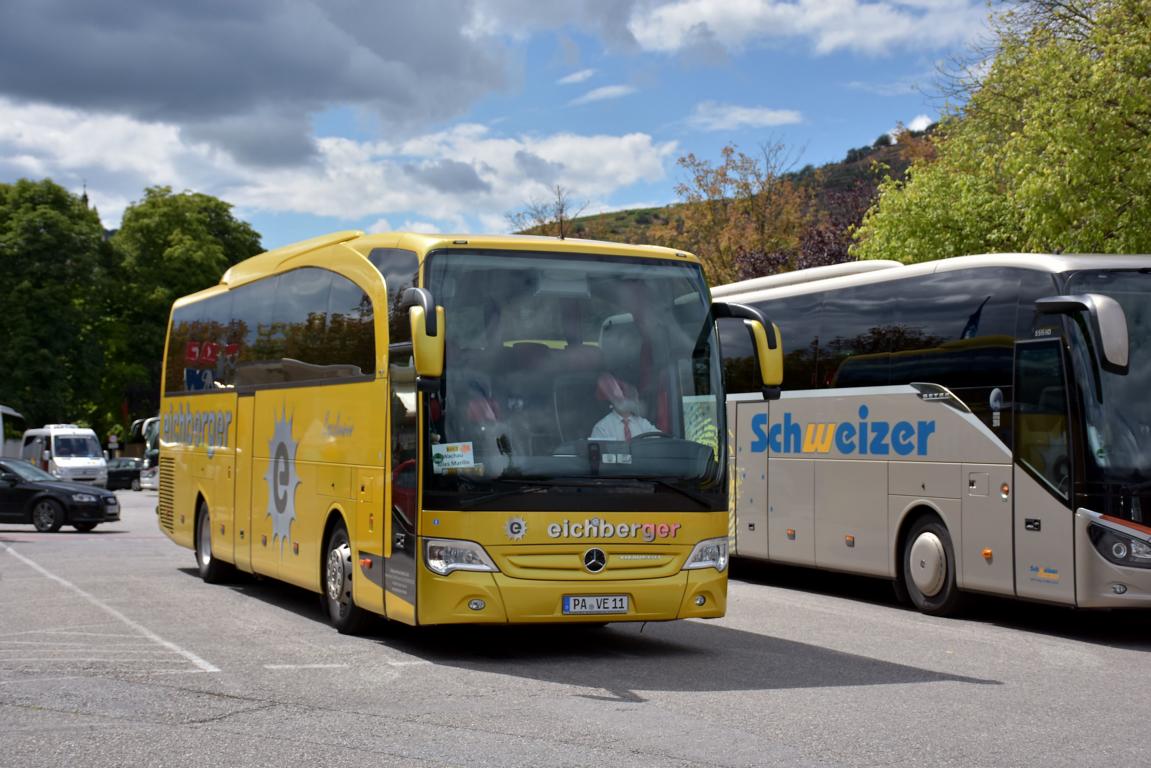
[1,491,1148,768]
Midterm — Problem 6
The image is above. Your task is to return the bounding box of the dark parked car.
[106,456,143,491]
[0,459,120,532]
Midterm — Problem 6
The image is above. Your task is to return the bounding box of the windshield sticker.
[683,395,718,453]
[749,405,936,457]
[432,442,475,474]
[547,518,682,542]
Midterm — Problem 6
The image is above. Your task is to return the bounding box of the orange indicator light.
[1001,483,1011,498]
[786,528,796,540]
[983,548,993,561]
[360,558,373,569]
[845,535,855,548]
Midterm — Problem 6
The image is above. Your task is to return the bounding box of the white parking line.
[263,663,349,669]
[2,543,220,673]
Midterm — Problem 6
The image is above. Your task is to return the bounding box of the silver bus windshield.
[422,250,725,512]
[1064,269,1151,522]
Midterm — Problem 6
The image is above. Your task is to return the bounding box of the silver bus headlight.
[1089,523,1151,569]
[423,538,499,576]
[682,537,729,572]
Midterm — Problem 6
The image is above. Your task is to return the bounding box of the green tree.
[0,179,107,429]
[106,187,262,423]
[853,0,1151,262]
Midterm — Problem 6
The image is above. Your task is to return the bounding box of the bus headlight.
[1088,524,1151,569]
[423,538,499,576]
[682,537,729,572]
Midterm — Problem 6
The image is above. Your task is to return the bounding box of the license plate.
[562,595,629,615]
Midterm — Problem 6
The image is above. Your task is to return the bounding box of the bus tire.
[901,516,963,617]
[195,501,232,584]
[323,523,369,635]
[32,498,64,532]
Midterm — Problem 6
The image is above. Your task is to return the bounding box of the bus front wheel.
[901,516,963,617]
[195,502,232,584]
[323,524,369,635]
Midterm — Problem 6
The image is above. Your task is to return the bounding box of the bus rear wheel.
[195,502,232,584]
[323,523,369,635]
[902,516,963,617]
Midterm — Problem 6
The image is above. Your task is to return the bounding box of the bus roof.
[717,253,1151,304]
[0,404,23,419]
[219,231,700,288]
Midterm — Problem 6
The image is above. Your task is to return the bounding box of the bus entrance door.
[233,394,254,573]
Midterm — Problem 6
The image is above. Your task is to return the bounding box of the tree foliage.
[853,0,1151,262]
[674,142,809,284]
[0,181,261,439]
[506,185,589,239]
[106,187,262,421]
[0,180,108,429]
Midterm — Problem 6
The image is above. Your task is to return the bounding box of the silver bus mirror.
[1036,293,1129,375]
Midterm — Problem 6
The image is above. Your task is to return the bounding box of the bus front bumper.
[417,568,728,625]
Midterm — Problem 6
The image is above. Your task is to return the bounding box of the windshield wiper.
[458,483,551,510]
[642,477,715,509]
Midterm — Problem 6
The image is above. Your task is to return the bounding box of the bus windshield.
[423,250,725,511]
[1064,269,1151,522]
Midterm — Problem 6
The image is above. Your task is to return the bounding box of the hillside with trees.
[511,129,930,284]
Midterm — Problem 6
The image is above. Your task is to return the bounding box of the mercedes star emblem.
[583,547,607,573]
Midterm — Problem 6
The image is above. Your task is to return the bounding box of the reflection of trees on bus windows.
[165,268,375,393]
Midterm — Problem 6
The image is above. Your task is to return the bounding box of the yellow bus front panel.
[414,510,729,625]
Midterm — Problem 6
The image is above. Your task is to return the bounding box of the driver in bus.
[590,373,658,441]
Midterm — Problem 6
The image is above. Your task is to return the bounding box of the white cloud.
[888,113,935,140]
[628,0,988,56]
[367,218,393,233]
[399,220,441,234]
[906,114,933,132]
[0,98,676,234]
[558,68,596,85]
[687,101,802,131]
[569,85,637,106]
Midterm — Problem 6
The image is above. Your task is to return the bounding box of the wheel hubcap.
[326,543,351,605]
[909,532,946,597]
[198,511,212,565]
[33,503,53,529]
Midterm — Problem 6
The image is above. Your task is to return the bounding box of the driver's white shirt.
[590,410,658,441]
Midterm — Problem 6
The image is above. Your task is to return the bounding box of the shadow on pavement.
[732,558,1151,653]
[178,566,999,698]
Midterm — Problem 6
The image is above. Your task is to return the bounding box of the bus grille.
[158,457,175,533]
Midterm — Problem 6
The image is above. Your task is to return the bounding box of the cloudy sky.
[0,0,994,248]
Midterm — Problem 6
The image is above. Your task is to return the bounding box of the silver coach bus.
[716,255,1151,615]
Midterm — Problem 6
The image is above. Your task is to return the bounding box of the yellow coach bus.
[158,231,781,632]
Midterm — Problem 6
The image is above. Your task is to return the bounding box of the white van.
[20,425,108,487]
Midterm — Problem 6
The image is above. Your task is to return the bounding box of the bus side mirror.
[1036,293,1129,375]
[714,301,784,400]
[401,287,445,392]
[41,449,51,463]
